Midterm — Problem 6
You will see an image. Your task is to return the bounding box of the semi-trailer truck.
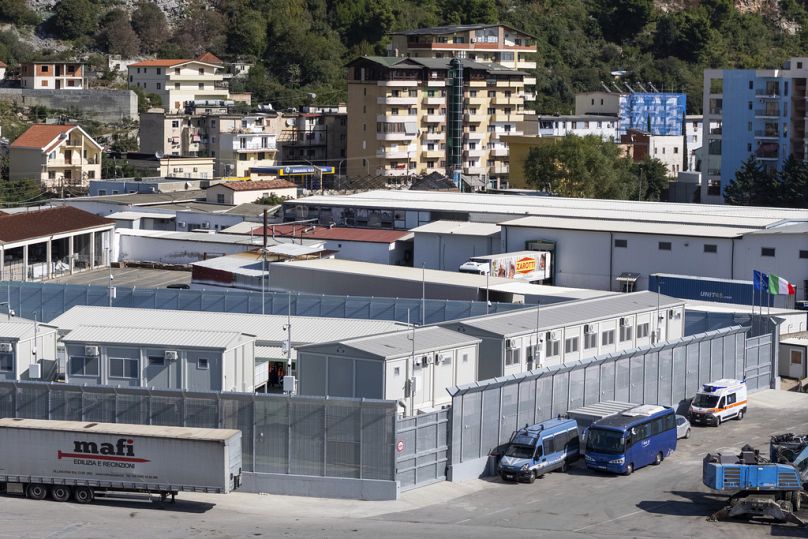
[0,418,242,504]
[458,251,551,283]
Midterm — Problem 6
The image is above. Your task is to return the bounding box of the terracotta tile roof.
[0,61,6,68]
[215,180,297,191]
[128,59,191,68]
[196,52,223,65]
[0,206,112,245]
[252,224,413,244]
[10,124,76,151]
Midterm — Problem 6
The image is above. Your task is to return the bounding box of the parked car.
[675,414,691,439]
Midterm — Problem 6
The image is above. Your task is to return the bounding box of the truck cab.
[689,379,748,426]
[458,258,490,276]
[498,418,579,483]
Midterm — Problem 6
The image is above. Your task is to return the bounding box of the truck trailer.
[0,418,242,504]
[459,251,551,283]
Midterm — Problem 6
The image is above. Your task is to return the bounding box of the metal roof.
[0,418,239,441]
[0,319,57,341]
[501,216,756,239]
[389,23,535,38]
[290,190,808,229]
[410,220,501,237]
[61,326,251,349]
[116,229,322,247]
[106,211,176,221]
[744,221,808,235]
[567,401,636,421]
[450,291,684,338]
[50,306,407,347]
[298,326,481,360]
[71,190,207,206]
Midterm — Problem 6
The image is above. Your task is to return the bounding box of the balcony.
[463,166,486,175]
[423,131,443,140]
[466,96,486,106]
[426,80,445,87]
[492,95,518,105]
[377,132,415,141]
[464,131,485,140]
[518,61,537,70]
[463,148,485,157]
[423,96,445,105]
[376,149,412,159]
[377,96,418,105]
[377,79,419,87]
[490,146,509,157]
[754,107,780,118]
[463,113,483,123]
[709,126,723,135]
[754,130,779,139]
[377,114,417,123]
[421,147,443,158]
[379,168,412,177]
[489,165,509,175]
[490,113,522,122]
[423,114,445,123]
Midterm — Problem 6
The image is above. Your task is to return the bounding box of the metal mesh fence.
[448,326,763,466]
[1,281,523,326]
[395,409,449,490]
[0,381,397,482]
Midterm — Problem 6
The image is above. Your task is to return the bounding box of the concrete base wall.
[447,456,494,482]
[241,472,399,501]
[0,88,137,122]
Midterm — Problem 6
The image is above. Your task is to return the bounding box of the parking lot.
[2,390,808,538]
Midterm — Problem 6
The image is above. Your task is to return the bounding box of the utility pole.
[534,300,541,370]
[421,264,426,325]
[262,209,268,315]
[107,247,114,307]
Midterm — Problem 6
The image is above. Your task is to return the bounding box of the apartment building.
[702,57,808,203]
[21,62,84,90]
[139,111,284,176]
[9,124,101,188]
[278,106,348,173]
[388,24,537,102]
[576,91,686,137]
[346,56,525,185]
[127,58,228,112]
[536,114,618,141]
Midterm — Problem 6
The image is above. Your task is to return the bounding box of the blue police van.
[584,404,676,475]
[498,418,580,483]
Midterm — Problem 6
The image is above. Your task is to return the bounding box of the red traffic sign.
[396,440,405,453]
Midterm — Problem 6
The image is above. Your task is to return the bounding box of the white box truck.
[0,418,242,504]
[459,251,551,283]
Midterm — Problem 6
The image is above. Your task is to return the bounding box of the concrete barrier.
[0,88,137,122]
[241,472,400,501]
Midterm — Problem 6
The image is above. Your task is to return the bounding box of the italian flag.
[768,274,796,295]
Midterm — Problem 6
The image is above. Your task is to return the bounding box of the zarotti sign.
[57,438,150,468]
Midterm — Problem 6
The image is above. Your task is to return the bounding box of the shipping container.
[649,273,753,306]
[0,418,241,504]
[459,251,552,282]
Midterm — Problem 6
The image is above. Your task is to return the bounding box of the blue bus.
[584,404,676,475]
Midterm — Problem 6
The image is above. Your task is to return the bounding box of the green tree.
[523,136,636,199]
[132,87,163,113]
[131,1,168,54]
[0,179,42,205]
[226,8,267,57]
[96,9,140,57]
[50,0,97,40]
[255,193,286,205]
[778,155,808,208]
[595,0,653,43]
[631,158,669,201]
[724,156,780,206]
[171,0,227,57]
[0,0,38,25]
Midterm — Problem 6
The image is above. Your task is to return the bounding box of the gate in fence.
[395,409,449,491]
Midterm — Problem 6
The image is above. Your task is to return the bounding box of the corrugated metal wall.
[0,382,397,482]
[1,281,522,325]
[447,326,766,466]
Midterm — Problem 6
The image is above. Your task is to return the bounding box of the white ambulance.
[688,379,748,427]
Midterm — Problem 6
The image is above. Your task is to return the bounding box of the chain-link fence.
[447,326,767,477]
[0,281,523,325]
[0,381,397,483]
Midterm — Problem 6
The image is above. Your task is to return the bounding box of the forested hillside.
[2,0,807,113]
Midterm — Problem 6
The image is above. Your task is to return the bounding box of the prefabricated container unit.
[0,418,242,503]
[649,273,752,306]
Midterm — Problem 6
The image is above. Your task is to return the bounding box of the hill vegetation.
[1,0,806,113]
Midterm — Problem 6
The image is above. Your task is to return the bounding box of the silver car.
[675,414,691,439]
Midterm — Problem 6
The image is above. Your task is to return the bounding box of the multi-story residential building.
[279,106,348,175]
[139,111,285,176]
[702,57,808,203]
[536,114,618,141]
[388,24,537,102]
[21,62,84,90]
[576,91,686,136]
[620,130,685,177]
[9,124,101,188]
[127,58,228,112]
[0,61,7,80]
[346,56,525,186]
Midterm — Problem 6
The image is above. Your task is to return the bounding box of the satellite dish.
[285,118,294,126]
[155,151,164,159]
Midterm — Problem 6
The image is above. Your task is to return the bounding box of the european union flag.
[753,270,764,291]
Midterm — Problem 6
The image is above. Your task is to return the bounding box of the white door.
[789,349,805,380]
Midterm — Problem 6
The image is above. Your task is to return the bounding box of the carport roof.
[0,206,112,245]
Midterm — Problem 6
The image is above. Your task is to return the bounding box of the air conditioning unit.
[84,345,100,357]
[28,364,41,379]
[583,324,595,335]
[505,339,515,349]
[470,38,477,43]
[619,317,630,327]
[420,355,431,367]
[164,350,179,361]
[668,309,676,319]
[201,222,210,229]
[548,331,560,342]
[0,342,12,353]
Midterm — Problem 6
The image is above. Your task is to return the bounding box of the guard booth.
[617,272,640,293]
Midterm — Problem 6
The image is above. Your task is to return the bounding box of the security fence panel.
[0,381,398,495]
[394,409,448,490]
[447,326,769,480]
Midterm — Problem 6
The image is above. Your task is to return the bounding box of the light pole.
[0,301,14,321]
[107,247,114,307]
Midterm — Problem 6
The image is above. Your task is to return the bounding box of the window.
[148,355,165,366]
[505,347,520,365]
[70,356,99,376]
[171,120,179,128]
[42,65,49,72]
[98,189,107,196]
[156,68,162,75]
[748,80,753,90]
[394,367,400,376]
[564,337,579,354]
[174,82,180,90]
[761,247,776,257]
[198,83,204,90]
[726,392,736,406]
[198,358,209,370]
[216,194,225,203]
[584,332,597,350]
[545,333,560,357]
[199,68,205,75]
[800,250,808,259]
[614,239,627,248]
[601,330,615,346]
[110,357,138,379]
[704,244,717,253]
[658,242,672,251]
[0,353,12,372]
[637,323,650,339]
[619,325,633,342]
[156,83,161,90]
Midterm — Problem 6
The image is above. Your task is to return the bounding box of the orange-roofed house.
[127,57,228,112]
[9,124,102,188]
[21,61,85,90]
[205,180,298,205]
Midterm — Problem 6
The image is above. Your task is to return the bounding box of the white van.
[688,379,748,426]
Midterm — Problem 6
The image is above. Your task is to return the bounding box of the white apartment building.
[127,59,228,112]
[537,114,618,141]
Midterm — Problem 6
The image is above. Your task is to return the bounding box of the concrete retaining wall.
[0,88,137,122]
[241,472,399,501]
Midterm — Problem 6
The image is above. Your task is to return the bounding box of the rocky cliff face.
[26,0,197,22]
